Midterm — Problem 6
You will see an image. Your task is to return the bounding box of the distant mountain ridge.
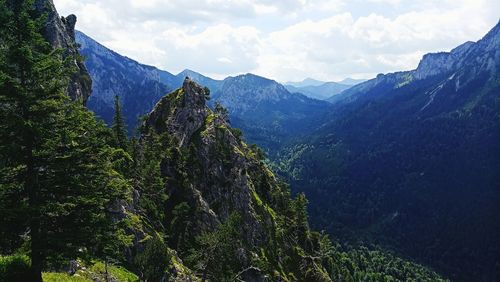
[77,31,227,133]
[212,74,331,151]
[286,78,326,87]
[285,77,367,100]
[285,82,352,100]
[330,21,500,104]
[337,78,368,86]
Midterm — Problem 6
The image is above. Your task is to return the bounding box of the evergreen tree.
[135,235,171,281]
[186,213,243,282]
[0,1,129,280]
[112,95,128,150]
[214,102,229,123]
[292,193,310,245]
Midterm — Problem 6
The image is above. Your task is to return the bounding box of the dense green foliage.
[112,95,129,149]
[0,0,130,280]
[186,213,243,281]
[0,255,31,282]
[272,57,500,281]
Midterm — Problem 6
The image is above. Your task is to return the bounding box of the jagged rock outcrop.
[145,78,272,246]
[140,78,332,281]
[34,0,92,103]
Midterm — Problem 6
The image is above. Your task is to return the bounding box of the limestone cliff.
[35,0,92,103]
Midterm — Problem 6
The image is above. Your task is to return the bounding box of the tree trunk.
[105,259,109,282]
[27,145,43,282]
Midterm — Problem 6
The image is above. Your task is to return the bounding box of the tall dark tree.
[112,95,128,150]
[0,1,129,280]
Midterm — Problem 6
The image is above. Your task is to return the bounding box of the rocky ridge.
[141,78,332,281]
[331,19,500,104]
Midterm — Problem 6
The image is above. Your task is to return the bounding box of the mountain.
[338,78,368,86]
[286,77,326,87]
[35,0,91,103]
[76,31,176,133]
[212,74,332,151]
[175,69,223,93]
[285,82,352,100]
[276,20,500,281]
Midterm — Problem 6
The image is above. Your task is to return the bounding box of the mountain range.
[210,74,331,151]
[284,78,367,100]
[75,20,500,282]
[77,31,330,150]
[284,82,352,100]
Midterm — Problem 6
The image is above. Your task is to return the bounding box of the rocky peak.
[34,0,92,103]
[181,77,207,109]
[146,77,209,147]
[414,51,460,80]
[144,78,279,248]
[138,79,337,281]
[482,19,500,43]
[414,20,500,81]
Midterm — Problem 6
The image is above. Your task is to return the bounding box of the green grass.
[43,272,91,282]
[42,261,138,282]
[90,262,139,282]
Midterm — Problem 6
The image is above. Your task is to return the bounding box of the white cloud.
[53,0,500,82]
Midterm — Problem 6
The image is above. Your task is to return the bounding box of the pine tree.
[0,1,129,280]
[186,213,243,282]
[112,95,128,150]
[292,193,310,245]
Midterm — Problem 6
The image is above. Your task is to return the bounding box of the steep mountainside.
[285,82,351,100]
[35,0,91,102]
[212,74,332,152]
[76,31,175,132]
[276,20,500,281]
[138,78,333,281]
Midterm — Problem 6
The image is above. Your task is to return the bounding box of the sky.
[53,0,500,82]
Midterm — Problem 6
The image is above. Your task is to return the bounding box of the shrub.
[0,255,31,282]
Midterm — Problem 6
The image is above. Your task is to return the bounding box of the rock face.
[34,0,92,103]
[76,31,174,132]
[145,78,272,246]
[141,78,332,281]
[332,20,500,105]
